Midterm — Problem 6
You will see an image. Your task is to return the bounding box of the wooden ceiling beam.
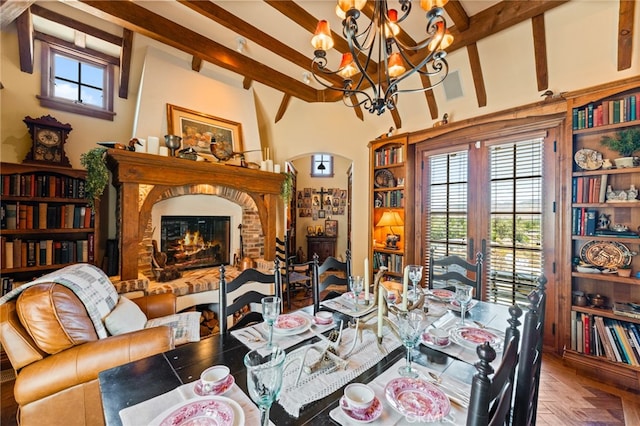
[275,93,292,123]
[0,0,34,29]
[617,0,635,71]
[119,28,133,99]
[191,56,203,72]
[420,74,439,120]
[444,0,470,31]
[16,9,33,73]
[243,77,253,90]
[467,43,487,107]
[349,95,364,121]
[390,107,402,130]
[532,14,549,91]
[76,0,332,104]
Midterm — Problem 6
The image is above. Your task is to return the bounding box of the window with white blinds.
[488,138,544,305]
[427,150,469,260]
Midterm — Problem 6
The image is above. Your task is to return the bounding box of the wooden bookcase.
[369,134,414,281]
[0,162,100,288]
[562,80,640,390]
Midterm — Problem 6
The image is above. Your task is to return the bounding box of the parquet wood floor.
[2,291,639,425]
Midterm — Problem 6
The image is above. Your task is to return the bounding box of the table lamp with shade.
[376,211,404,249]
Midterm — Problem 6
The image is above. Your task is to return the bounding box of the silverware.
[245,328,265,341]
[238,331,261,342]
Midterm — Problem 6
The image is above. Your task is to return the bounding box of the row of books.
[572,94,638,130]
[571,312,640,366]
[1,235,94,270]
[373,251,404,273]
[374,190,404,208]
[1,277,14,296]
[572,208,597,236]
[572,175,607,203]
[374,146,404,166]
[1,173,86,199]
[1,202,94,230]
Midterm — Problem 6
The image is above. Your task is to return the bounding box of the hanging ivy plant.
[80,147,108,209]
[280,171,294,203]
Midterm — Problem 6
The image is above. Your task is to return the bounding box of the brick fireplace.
[106,150,284,280]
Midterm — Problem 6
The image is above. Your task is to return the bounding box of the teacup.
[344,383,375,412]
[200,365,230,392]
[314,311,333,325]
[426,328,450,346]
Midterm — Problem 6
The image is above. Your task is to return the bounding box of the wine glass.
[262,296,281,349]
[244,346,286,426]
[407,265,424,303]
[455,284,473,325]
[349,276,364,311]
[397,311,425,377]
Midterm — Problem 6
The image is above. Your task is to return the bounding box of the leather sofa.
[0,282,176,426]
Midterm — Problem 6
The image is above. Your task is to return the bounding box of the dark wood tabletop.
[98,303,507,425]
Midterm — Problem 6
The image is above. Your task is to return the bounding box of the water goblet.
[244,346,286,426]
[262,296,281,349]
[397,310,426,377]
[455,284,473,325]
[407,264,424,303]
[349,276,364,311]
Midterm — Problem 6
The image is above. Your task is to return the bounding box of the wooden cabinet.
[369,134,413,280]
[0,162,99,289]
[307,236,336,264]
[562,80,640,390]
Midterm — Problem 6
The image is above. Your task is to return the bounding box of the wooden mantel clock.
[23,115,72,167]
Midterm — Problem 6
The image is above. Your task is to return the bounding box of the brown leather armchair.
[0,282,176,426]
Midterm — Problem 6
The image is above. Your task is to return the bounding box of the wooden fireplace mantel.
[105,149,284,280]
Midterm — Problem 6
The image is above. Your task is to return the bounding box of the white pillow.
[104,296,148,335]
[144,311,201,345]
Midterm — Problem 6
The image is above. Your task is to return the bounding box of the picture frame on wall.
[318,210,326,219]
[325,219,338,237]
[166,104,243,161]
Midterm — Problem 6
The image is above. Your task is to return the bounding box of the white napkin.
[328,359,469,425]
[321,294,378,317]
[119,381,269,425]
[231,312,335,350]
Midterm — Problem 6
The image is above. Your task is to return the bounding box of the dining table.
[98,290,513,425]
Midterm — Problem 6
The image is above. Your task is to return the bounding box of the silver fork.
[240,329,264,342]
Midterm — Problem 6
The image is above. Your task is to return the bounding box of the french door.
[417,128,557,309]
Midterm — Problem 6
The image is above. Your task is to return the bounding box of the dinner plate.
[384,377,451,421]
[574,148,603,170]
[450,326,503,350]
[580,240,632,269]
[149,396,244,426]
[194,375,235,396]
[427,289,455,302]
[268,314,310,335]
[343,292,375,304]
[374,168,394,188]
[448,299,479,313]
[339,395,383,423]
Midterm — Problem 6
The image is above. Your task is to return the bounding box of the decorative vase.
[614,157,634,168]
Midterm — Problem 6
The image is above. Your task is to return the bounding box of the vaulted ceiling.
[1,0,636,128]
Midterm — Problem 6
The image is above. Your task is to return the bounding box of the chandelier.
[311,0,453,115]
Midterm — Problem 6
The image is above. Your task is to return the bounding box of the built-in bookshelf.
[0,162,99,291]
[563,81,640,390]
[369,134,413,281]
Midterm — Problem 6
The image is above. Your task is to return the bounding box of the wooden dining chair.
[217,261,282,335]
[312,250,351,312]
[512,274,547,426]
[276,232,312,310]
[466,303,522,426]
[428,247,483,299]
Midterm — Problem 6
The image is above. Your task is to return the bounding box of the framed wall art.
[325,219,338,237]
[166,104,243,161]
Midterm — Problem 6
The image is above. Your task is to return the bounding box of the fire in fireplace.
[160,216,230,270]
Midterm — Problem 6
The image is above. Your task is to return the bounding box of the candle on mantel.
[401,265,409,311]
[364,258,370,301]
[377,286,384,338]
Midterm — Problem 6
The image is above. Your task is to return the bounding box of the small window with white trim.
[311,154,333,177]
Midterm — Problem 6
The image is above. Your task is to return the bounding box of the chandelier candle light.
[311,0,453,115]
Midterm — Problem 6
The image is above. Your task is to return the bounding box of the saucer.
[340,395,383,423]
[313,317,333,326]
[194,374,235,396]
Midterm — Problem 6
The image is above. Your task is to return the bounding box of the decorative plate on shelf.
[580,240,633,269]
[374,169,394,188]
[574,148,603,170]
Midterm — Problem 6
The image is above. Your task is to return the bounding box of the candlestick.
[401,265,409,311]
[377,287,384,338]
[364,258,370,302]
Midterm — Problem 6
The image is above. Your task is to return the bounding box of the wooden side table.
[306,236,337,264]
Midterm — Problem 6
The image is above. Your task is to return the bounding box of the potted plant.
[617,264,632,277]
[600,128,640,168]
[80,147,108,209]
[280,171,294,203]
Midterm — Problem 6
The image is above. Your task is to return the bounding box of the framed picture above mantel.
[166,104,243,162]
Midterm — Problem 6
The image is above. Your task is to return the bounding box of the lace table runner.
[278,318,401,417]
[328,358,469,425]
[119,381,269,425]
